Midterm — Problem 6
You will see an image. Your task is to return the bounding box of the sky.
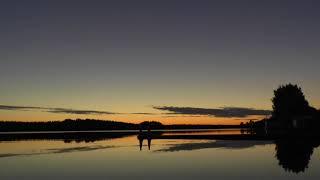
[0,0,320,124]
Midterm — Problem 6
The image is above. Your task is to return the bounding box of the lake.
[0,129,320,180]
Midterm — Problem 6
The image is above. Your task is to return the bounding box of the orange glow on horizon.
[0,110,266,125]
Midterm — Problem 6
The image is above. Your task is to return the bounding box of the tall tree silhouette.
[272,84,310,122]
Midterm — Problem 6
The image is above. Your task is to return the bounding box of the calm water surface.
[0,129,319,180]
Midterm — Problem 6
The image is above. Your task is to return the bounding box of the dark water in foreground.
[0,129,320,180]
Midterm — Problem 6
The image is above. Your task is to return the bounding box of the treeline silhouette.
[0,119,240,132]
[0,119,137,132]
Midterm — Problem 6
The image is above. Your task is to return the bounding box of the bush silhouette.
[140,121,164,129]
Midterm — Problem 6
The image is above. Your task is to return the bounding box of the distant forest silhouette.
[0,119,240,132]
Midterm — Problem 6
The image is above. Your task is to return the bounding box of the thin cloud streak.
[129,112,156,115]
[0,105,116,115]
[47,108,116,115]
[153,106,271,118]
[0,105,45,110]
[0,104,272,118]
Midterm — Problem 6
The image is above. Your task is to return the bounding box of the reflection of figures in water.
[138,127,143,151]
[137,125,152,151]
[275,138,320,173]
[138,137,143,151]
[147,125,151,150]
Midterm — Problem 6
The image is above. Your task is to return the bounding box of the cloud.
[0,105,116,115]
[130,112,156,115]
[234,118,261,121]
[0,105,45,111]
[47,108,115,115]
[162,115,205,118]
[153,106,271,118]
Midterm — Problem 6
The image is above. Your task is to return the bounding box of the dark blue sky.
[0,0,319,122]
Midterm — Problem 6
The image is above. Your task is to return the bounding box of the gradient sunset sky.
[0,0,319,124]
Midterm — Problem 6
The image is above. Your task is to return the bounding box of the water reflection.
[1,129,320,175]
[135,130,320,173]
[0,145,115,158]
[275,138,320,173]
[155,140,272,152]
[137,130,153,150]
[137,135,152,151]
[0,131,136,143]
